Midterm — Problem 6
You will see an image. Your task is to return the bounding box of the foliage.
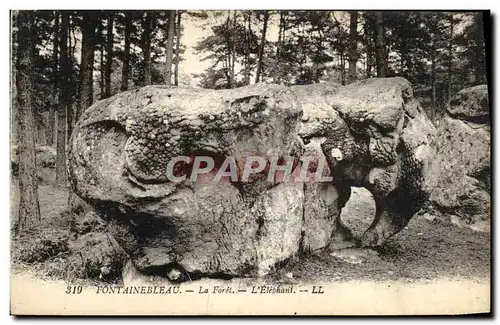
[12,10,489,147]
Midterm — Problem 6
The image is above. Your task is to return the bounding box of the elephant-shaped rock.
[68,78,437,280]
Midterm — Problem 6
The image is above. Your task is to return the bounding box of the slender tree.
[374,11,387,77]
[448,13,454,100]
[55,11,70,186]
[230,12,237,87]
[255,10,269,83]
[242,11,252,85]
[174,11,182,86]
[274,11,287,83]
[14,10,41,233]
[142,11,154,86]
[46,11,58,146]
[77,11,97,119]
[340,46,346,85]
[430,47,437,118]
[473,12,485,84]
[98,19,105,97]
[223,11,237,88]
[66,13,75,138]
[348,11,358,82]
[164,10,175,85]
[363,12,374,78]
[121,12,132,91]
[104,12,114,97]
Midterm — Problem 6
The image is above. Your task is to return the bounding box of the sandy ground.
[10,182,491,315]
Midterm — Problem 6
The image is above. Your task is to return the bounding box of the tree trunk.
[143,11,154,86]
[174,11,182,86]
[400,45,408,76]
[223,13,229,87]
[47,11,59,146]
[121,12,131,91]
[448,13,454,101]
[348,11,358,83]
[255,11,269,83]
[164,10,175,85]
[366,54,372,78]
[243,12,252,85]
[364,14,373,78]
[431,50,437,119]
[55,11,70,187]
[104,13,114,97]
[473,12,485,85]
[274,11,286,83]
[77,12,96,120]
[374,11,386,77]
[299,23,306,80]
[99,46,105,97]
[340,51,345,85]
[398,14,409,77]
[99,19,105,98]
[14,10,41,234]
[66,14,74,139]
[224,11,233,88]
[312,28,323,83]
[230,12,237,88]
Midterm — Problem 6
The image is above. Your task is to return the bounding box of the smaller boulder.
[68,232,127,281]
[429,85,491,225]
[446,85,490,123]
[71,211,108,235]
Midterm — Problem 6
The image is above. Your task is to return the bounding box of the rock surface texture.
[429,85,490,225]
[68,78,437,280]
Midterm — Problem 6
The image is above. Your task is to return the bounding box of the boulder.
[68,78,436,280]
[68,231,127,281]
[429,85,491,225]
[11,145,56,176]
[68,84,341,278]
[446,85,489,123]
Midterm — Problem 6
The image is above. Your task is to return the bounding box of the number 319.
[65,286,83,294]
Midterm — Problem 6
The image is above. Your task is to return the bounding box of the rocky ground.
[10,180,491,285]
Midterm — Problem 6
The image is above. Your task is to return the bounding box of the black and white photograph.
[9,9,491,315]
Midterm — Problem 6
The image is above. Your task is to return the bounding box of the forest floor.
[10,174,491,286]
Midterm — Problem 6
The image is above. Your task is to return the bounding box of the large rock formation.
[68,78,436,280]
[429,85,490,226]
